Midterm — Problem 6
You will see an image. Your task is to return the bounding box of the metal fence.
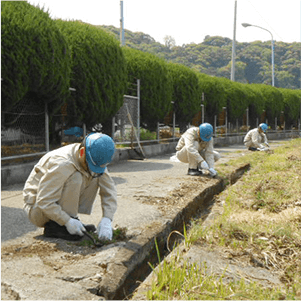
[192,105,301,137]
[2,98,48,160]
[112,94,140,145]
[2,89,300,161]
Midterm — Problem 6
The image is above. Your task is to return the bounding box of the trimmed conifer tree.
[1,1,71,112]
[279,88,301,127]
[197,73,227,126]
[252,84,284,123]
[55,20,127,129]
[167,62,200,129]
[122,47,172,130]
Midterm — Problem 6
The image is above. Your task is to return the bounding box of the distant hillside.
[98,25,301,90]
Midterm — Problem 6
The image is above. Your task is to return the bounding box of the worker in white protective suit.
[173,123,220,177]
[23,133,117,241]
[244,123,269,151]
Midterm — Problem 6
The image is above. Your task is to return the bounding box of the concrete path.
[1,143,251,243]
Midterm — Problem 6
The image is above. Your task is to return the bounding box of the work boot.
[43,220,82,241]
[187,168,203,176]
[248,147,259,151]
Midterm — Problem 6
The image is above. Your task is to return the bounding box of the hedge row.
[122,47,172,130]
[54,20,127,128]
[2,2,301,133]
[1,1,71,113]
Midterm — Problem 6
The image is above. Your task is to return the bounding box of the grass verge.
[144,138,301,300]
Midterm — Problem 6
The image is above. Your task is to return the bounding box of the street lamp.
[242,23,275,87]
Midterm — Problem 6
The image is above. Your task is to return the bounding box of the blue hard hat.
[85,133,115,174]
[259,123,268,132]
[199,123,213,142]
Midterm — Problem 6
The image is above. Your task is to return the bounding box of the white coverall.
[23,143,117,227]
[244,128,268,149]
[175,127,220,169]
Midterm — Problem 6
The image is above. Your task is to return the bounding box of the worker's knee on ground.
[176,149,189,163]
[244,141,252,148]
[175,137,185,151]
[28,205,50,227]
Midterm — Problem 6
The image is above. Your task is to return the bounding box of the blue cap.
[259,123,268,132]
[199,123,213,142]
[85,133,115,174]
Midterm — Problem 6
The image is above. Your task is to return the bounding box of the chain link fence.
[213,107,300,137]
[112,79,143,146]
[2,87,300,162]
[1,98,47,160]
[191,104,300,138]
[112,79,181,145]
[113,94,140,145]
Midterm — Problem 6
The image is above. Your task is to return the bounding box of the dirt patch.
[2,226,131,261]
[2,240,59,258]
[136,175,216,215]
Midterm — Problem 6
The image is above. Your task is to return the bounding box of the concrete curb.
[98,178,225,299]
[1,142,178,187]
[101,163,252,299]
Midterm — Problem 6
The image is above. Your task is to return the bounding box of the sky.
[27,0,301,46]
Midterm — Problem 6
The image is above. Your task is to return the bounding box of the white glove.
[65,218,85,236]
[200,161,209,170]
[209,168,217,177]
[97,217,113,240]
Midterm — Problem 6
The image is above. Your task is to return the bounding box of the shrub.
[167,63,200,129]
[55,20,127,129]
[123,47,172,131]
[1,1,71,112]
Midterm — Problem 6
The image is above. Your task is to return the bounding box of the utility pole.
[231,0,237,81]
[120,0,125,46]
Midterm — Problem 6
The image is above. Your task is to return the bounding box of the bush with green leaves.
[122,47,172,130]
[252,84,284,122]
[167,62,200,129]
[197,73,227,125]
[279,88,301,127]
[218,78,250,122]
[2,3,300,136]
[245,83,265,110]
[1,1,71,112]
[140,128,157,141]
[55,20,127,129]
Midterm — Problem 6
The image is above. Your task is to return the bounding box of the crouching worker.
[23,133,117,241]
[175,123,220,177]
[244,123,269,151]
